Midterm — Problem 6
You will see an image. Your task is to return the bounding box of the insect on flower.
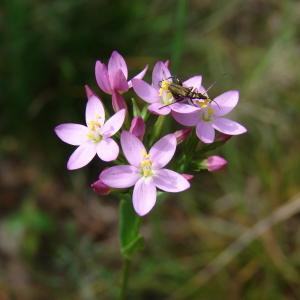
[158,76,219,109]
[159,75,227,113]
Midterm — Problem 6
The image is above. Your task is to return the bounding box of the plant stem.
[119,257,131,300]
[171,0,187,73]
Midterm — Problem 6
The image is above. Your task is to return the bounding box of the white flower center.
[140,151,154,178]
[87,115,103,143]
[194,100,215,122]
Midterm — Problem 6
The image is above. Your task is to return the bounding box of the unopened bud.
[85,84,95,99]
[205,155,227,172]
[216,133,232,143]
[181,173,194,181]
[130,116,145,140]
[91,179,111,196]
[174,128,192,144]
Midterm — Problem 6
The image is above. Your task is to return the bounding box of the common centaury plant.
[54,51,247,299]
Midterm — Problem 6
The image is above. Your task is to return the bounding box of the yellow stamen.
[159,80,170,96]
[87,117,103,142]
[140,151,153,177]
[196,99,211,108]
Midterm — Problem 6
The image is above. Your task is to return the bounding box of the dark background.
[1,0,300,299]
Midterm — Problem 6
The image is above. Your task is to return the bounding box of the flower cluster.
[55,51,247,216]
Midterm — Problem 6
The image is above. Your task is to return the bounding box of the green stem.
[118,197,144,299]
[119,257,131,300]
[171,0,187,73]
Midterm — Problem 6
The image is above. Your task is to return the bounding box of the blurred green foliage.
[1,0,300,299]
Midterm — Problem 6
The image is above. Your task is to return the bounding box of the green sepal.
[131,98,141,117]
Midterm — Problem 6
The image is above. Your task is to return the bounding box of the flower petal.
[121,131,146,167]
[153,169,190,192]
[132,79,160,103]
[172,111,200,126]
[196,122,215,143]
[211,90,239,116]
[108,50,128,79]
[95,61,112,94]
[171,102,200,114]
[133,178,157,216]
[148,102,171,115]
[183,75,202,90]
[212,118,247,135]
[85,95,105,125]
[110,69,129,93]
[67,142,96,170]
[101,109,126,137]
[152,61,171,89]
[112,92,127,112]
[96,138,119,161]
[149,134,176,169]
[100,165,140,188]
[55,123,88,146]
[128,65,148,88]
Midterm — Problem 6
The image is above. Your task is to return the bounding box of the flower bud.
[181,173,194,181]
[215,133,232,143]
[85,84,95,99]
[91,179,111,196]
[129,116,145,140]
[205,155,227,172]
[174,128,192,144]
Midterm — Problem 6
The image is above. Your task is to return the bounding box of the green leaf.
[119,197,143,259]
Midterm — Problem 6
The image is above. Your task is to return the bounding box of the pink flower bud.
[181,173,194,181]
[216,133,232,143]
[174,128,192,144]
[91,179,111,196]
[129,116,145,140]
[85,84,95,99]
[205,156,228,172]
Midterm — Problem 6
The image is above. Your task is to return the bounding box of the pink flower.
[100,131,190,216]
[205,155,228,172]
[129,116,145,140]
[55,92,126,170]
[172,90,247,143]
[95,51,148,112]
[132,61,203,116]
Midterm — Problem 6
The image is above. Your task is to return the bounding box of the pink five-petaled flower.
[100,131,190,216]
[132,61,203,116]
[172,90,247,143]
[95,51,148,112]
[55,92,126,170]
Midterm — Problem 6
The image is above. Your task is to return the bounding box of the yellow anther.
[201,106,215,122]
[142,169,153,177]
[140,151,154,177]
[87,130,102,143]
[196,99,211,108]
[207,107,215,116]
[141,159,152,167]
[159,80,170,96]
[88,120,101,131]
